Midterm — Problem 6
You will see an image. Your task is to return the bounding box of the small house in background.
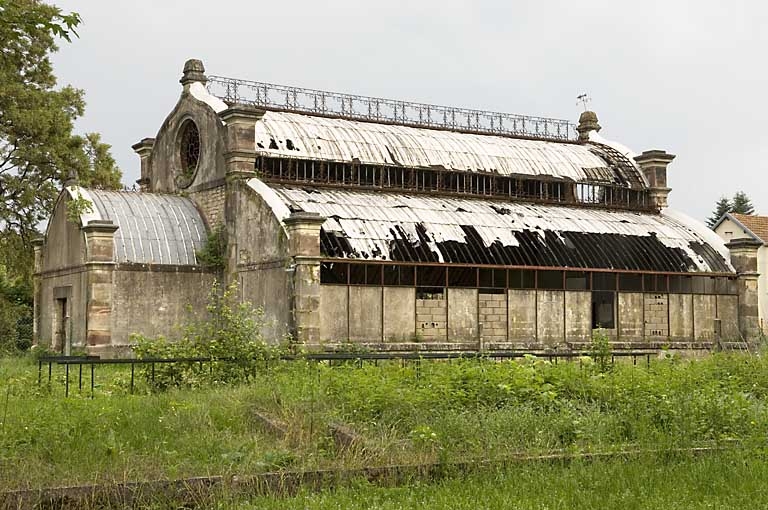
[33,59,762,356]
[713,213,768,333]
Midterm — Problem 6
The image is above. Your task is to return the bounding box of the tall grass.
[221,450,768,510]
[2,352,768,491]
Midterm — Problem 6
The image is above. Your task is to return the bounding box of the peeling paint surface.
[253,111,644,185]
[88,191,207,265]
[269,185,733,273]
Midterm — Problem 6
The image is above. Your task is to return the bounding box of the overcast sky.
[50,0,766,222]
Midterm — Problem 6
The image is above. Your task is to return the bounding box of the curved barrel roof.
[262,183,732,274]
[252,112,647,188]
[75,189,207,265]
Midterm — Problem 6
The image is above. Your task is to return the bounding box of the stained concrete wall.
[416,295,447,341]
[693,294,717,341]
[479,292,506,343]
[239,266,292,342]
[537,290,564,346]
[717,295,739,340]
[231,183,292,342]
[319,286,348,341]
[37,271,89,351]
[349,286,382,342]
[508,290,536,343]
[565,291,591,342]
[384,287,415,342]
[111,268,215,349]
[617,293,643,342]
[448,288,477,342]
[37,195,89,350]
[147,91,227,193]
[669,294,694,342]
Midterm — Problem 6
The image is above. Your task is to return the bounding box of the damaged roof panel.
[270,184,732,274]
[254,111,646,186]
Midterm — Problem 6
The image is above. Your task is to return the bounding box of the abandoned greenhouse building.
[33,59,762,356]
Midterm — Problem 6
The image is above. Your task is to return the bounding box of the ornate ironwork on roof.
[206,75,577,142]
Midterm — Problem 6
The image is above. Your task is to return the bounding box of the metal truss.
[207,75,576,141]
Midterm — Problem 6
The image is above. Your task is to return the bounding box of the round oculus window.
[179,119,200,178]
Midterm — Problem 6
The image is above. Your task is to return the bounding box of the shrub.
[132,281,278,390]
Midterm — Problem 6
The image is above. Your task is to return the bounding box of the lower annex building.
[33,60,762,356]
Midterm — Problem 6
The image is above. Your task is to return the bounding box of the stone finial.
[63,168,78,188]
[576,111,601,141]
[180,59,207,86]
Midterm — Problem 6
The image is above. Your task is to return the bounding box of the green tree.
[731,191,756,216]
[706,196,732,228]
[0,0,121,351]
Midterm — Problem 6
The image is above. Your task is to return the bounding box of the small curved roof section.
[267,184,733,274]
[252,111,646,187]
[85,190,207,265]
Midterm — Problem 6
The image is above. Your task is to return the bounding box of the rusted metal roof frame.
[319,258,736,277]
[257,157,653,213]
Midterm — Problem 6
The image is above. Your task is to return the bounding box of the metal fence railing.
[37,350,655,399]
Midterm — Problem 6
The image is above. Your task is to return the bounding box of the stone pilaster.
[634,150,676,209]
[132,138,155,191]
[284,212,325,344]
[82,220,118,350]
[726,238,762,342]
[31,238,45,347]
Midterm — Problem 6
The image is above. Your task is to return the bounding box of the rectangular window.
[383,265,399,286]
[592,272,617,291]
[448,267,477,287]
[619,273,643,291]
[565,271,589,290]
[538,270,564,290]
[643,274,668,293]
[417,266,446,288]
[320,262,348,284]
[349,264,366,285]
[592,291,616,329]
[365,265,382,286]
[669,275,693,293]
[691,276,715,294]
[479,268,506,288]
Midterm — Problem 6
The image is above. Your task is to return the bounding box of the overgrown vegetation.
[194,224,227,271]
[3,350,768,492]
[132,282,277,389]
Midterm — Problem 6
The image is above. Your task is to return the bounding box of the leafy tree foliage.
[0,0,122,243]
[0,0,122,351]
[707,191,757,229]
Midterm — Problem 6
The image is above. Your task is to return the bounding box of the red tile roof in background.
[732,213,768,243]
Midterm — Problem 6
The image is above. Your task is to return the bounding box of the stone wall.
[479,292,506,343]
[190,184,226,227]
[416,294,446,342]
[508,290,537,344]
[643,293,669,338]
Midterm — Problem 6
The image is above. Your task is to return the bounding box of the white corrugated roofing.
[253,111,639,183]
[261,183,732,273]
[81,189,207,265]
